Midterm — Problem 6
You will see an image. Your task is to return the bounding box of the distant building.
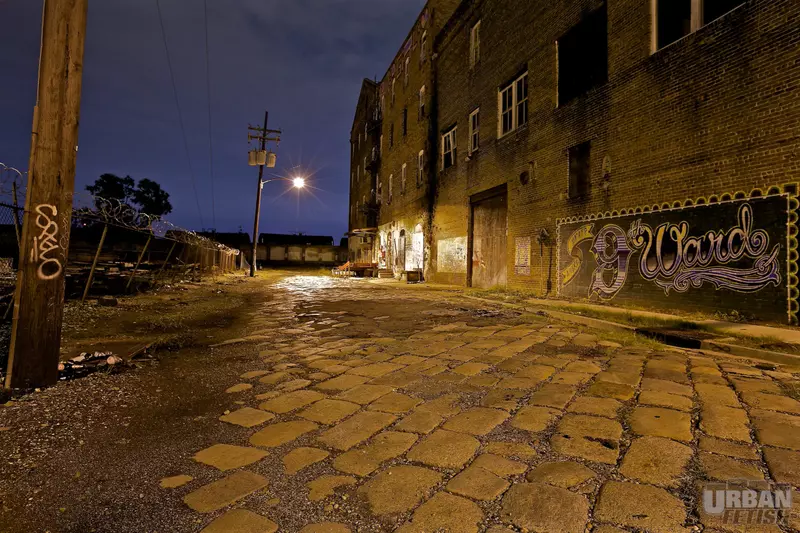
[256,233,344,266]
[197,231,251,250]
[350,0,800,323]
[258,233,334,247]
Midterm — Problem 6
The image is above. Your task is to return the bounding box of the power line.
[155,0,205,229]
[204,0,217,230]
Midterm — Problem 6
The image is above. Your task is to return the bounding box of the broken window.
[557,3,607,106]
[469,108,480,154]
[499,72,528,137]
[417,150,425,186]
[442,126,457,170]
[568,141,591,199]
[470,21,481,68]
[656,0,744,50]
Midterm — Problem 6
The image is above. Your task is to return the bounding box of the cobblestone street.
[2,273,800,532]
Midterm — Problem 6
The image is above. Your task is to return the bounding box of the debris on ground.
[97,296,119,307]
[56,351,145,381]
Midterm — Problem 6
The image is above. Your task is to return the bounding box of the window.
[401,163,407,193]
[420,31,428,64]
[358,133,361,149]
[402,108,408,136]
[388,174,393,204]
[391,78,396,106]
[470,21,481,68]
[419,86,426,120]
[357,165,360,180]
[442,126,457,170]
[469,109,480,154]
[499,73,528,137]
[404,57,410,87]
[557,4,608,106]
[568,141,591,199]
[417,150,425,186]
[655,0,744,50]
[377,178,382,204]
[363,156,367,173]
[380,134,384,154]
[381,94,385,114]
[389,124,394,148]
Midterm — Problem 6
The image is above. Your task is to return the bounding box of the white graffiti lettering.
[30,204,62,281]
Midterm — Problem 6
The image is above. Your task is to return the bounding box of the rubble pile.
[57,351,127,381]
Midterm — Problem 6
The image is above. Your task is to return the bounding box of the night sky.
[0,0,424,240]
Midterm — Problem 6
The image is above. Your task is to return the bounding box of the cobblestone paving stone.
[158,276,800,532]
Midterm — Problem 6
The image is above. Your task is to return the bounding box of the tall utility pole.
[5,0,89,389]
[247,112,281,277]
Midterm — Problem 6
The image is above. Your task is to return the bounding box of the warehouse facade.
[351,0,800,322]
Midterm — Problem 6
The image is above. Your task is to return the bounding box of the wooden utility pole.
[247,112,281,277]
[5,0,89,389]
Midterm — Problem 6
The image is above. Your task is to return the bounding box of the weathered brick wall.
[431,0,800,319]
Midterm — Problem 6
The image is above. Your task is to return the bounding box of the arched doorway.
[397,230,407,272]
[411,224,424,271]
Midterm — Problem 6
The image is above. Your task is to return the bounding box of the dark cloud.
[0,0,423,237]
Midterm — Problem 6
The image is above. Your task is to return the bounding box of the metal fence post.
[81,224,109,304]
[126,234,152,291]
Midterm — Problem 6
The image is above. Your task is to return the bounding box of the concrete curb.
[700,339,800,366]
[462,295,637,334]
[462,295,800,366]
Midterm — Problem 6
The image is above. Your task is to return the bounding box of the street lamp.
[251,176,308,276]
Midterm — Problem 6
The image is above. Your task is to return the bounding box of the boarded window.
[469,109,480,154]
[568,142,591,199]
[442,127,457,170]
[558,3,608,106]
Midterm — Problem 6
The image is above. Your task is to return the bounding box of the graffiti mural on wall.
[557,190,799,323]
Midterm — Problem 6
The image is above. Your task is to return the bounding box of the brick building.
[351,0,800,322]
[348,0,460,276]
[348,79,380,263]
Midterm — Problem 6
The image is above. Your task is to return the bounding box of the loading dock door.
[471,191,508,288]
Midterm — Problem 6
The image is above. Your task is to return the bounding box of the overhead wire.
[204,0,217,230]
[155,0,205,229]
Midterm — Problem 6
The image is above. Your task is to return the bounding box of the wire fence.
[0,162,246,317]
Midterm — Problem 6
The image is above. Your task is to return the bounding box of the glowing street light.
[292,177,306,189]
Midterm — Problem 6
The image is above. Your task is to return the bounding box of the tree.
[132,178,172,217]
[85,173,134,204]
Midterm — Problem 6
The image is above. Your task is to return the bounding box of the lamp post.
[250,176,305,277]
